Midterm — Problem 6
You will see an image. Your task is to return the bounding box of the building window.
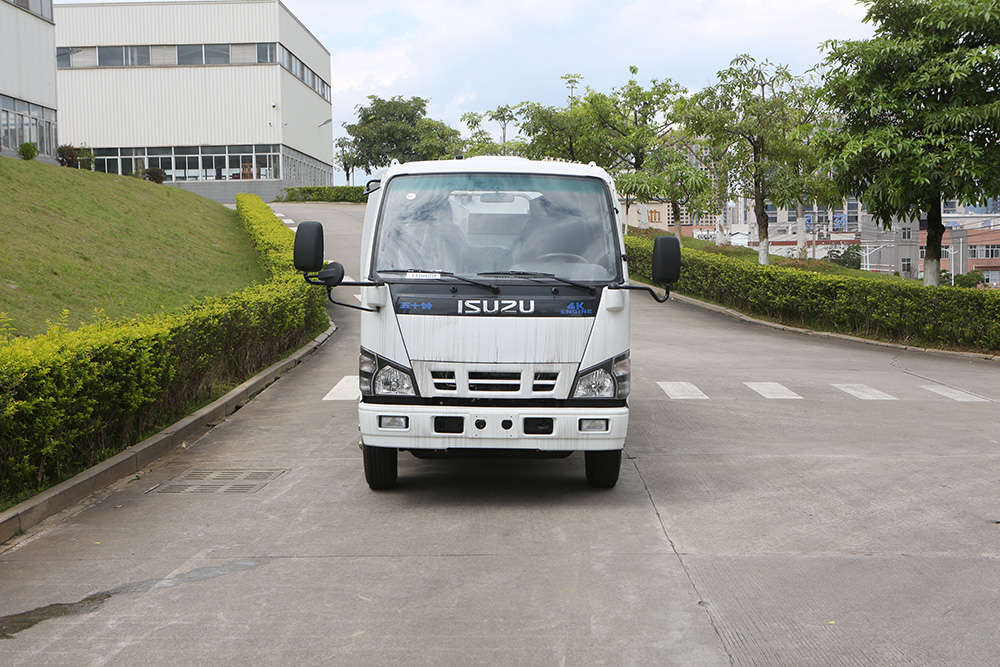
[257,42,276,64]
[56,40,331,102]
[5,0,53,20]
[901,258,911,274]
[98,46,125,67]
[901,227,911,240]
[204,44,230,65]
[177,44,204,65]
[0,94,57,157]
[125,46,150,66]
[970,245,1000,259]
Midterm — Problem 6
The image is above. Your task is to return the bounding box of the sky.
[288,0,876,138]
[54,0,877,167]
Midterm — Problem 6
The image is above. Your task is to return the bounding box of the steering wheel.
[537,252,589,264]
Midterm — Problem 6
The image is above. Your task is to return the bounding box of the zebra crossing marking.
[831,384,898,400]
[920,385,989,402]
[323,376,360,401]
[657,382,709,400]
[744,382,803,399]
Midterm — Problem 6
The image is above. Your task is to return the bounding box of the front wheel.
[363,444,398,490]
[584,450,621,488]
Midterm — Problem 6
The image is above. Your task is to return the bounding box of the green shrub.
[18,143,38,161]
[143,167,167,184]
[625,235,1000,353]
[277,186,366,203]
[57,144,78,167]
[77,144,95,171]
[0,195,327,503]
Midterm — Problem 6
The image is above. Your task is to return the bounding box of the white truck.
[294,156,680,489]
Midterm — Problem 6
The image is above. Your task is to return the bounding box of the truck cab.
[294,156,680,489]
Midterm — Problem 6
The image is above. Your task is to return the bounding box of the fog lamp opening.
[579,418,609,433]
[379,415,409,430]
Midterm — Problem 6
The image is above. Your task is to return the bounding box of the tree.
[577,67,716,238]
[344,96,462,173]
[486,104,518,151]
[682,55,816,265]
[334,137,357,185]
[828,243,862,269]
[517,101,607,164]
[821,0,1000,286]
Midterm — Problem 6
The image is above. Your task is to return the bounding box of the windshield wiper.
[378,269,499,293]
[477,270,597,295]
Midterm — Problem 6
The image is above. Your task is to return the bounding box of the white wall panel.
[278,68,332,164]
[54,1,280,46]
[0,4,57,108]
[57,65,283,147]
[278,3,330,78]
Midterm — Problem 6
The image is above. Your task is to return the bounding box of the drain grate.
[149,469,286,495]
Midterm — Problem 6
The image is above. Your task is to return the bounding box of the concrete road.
[1,202,998,666]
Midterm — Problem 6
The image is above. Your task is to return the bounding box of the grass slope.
[0,157,268,337]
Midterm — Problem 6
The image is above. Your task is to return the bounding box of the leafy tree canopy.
[681,55,825,264]
[821,0,1000,283]
[344,95,462,173]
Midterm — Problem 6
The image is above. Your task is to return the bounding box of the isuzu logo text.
[458,299,536,314]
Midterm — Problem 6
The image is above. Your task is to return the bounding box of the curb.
[0,323,337,545]
[664,288,1000,364]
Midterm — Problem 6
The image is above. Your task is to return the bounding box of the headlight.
[374,365,416,395]
[573,352,630,399]
[574,368,615,398]
[359,348,418,397]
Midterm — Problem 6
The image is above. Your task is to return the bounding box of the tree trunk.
[715,213,727,246]
[671,200,683,247]
[923,198,944,287]
[754,189,769,266]
[796,201,806,259]
[637,202,649,230]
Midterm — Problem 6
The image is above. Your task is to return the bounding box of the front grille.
[533,372,558,392]
[431,370,456,391]
[422,366,564,397]
[468,371,520,392]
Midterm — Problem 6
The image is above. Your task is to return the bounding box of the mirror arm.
[609,282,671,303]
[325,288,380,312]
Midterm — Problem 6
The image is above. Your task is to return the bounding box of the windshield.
[372,173,620,282]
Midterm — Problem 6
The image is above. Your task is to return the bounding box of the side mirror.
[293,220,325,272]
[651,235,681,285]
[318,262,345,288]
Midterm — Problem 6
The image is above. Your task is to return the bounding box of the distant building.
[54,0,333,203]
[1,0,59,161]
[738,198,1000,285]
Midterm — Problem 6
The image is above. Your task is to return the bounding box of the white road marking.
[744,382,803,399]
[832,384,898,400]
[657,382,709,399]
[323,376,360,401]
[920,385,990,402]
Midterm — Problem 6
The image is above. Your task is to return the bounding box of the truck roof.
[381,156,614,184]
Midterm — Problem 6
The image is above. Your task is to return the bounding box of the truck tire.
[584,450,621,488]
[363,444,398,490]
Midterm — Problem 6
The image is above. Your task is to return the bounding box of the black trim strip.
[361,396,627,409]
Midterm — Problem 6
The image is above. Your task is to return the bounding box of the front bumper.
[359,402,628,451]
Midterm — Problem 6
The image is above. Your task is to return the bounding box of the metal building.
[1,0,59,162]
[54,0,334,203]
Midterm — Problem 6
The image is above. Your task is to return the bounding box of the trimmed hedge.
[0,195,327,503]
[625,235,1000,353]
[278,186,366,203]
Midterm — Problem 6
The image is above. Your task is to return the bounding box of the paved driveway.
[2,202,997,665]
